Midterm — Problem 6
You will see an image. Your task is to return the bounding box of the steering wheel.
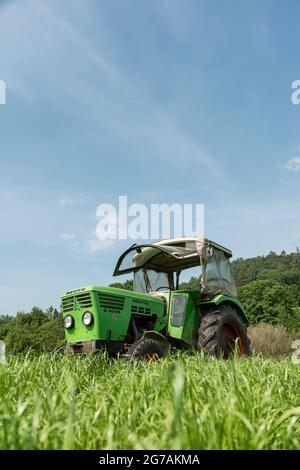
[155,286,170,292]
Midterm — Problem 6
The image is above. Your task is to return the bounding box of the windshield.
[134,269,170,293]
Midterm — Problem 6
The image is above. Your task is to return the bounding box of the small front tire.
[125,337,168,362]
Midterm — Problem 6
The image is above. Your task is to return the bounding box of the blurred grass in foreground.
[0,352,299,450]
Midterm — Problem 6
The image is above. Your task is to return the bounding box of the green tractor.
[61,238,251,360]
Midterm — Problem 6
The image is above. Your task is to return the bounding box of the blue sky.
[1,0,300,314]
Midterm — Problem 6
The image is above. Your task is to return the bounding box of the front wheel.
[197,305,251,358]
[125,337,168,363]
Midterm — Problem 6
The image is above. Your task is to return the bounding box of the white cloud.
[86,229,116,252]
[59,233,76,241]
[283,157,300,173]
[58,197,75,205]
[86,237,115,252]
[58,194,87,205]
[59,230,115,252]
[136,116,225,184]
[5,192,16,201]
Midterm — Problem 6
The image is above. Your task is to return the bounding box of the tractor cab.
[113,237,237,298]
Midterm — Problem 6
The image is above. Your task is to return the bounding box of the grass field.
[0,353,299,450]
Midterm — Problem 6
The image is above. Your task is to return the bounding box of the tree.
[238,280,300,330]
[109,280,133,290]
[2,307,65,354]
[179,276,201,290]
[0,315,14,340]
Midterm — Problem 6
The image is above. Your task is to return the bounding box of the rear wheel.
[125,337,168,362]
[197,305,251,358]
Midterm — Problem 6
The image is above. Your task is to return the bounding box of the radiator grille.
[131,305,151,315]
[62,292,93,313]
[97,293,125,312]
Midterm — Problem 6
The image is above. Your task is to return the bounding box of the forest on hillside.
[232,250,300,330]
[1,250,300,353]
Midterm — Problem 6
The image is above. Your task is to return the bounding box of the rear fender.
[200,295,249,325]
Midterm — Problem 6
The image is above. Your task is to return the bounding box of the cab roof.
[113,237,232,276]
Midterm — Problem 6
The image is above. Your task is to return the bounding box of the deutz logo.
[73,298,80,310]
[133,299,149,306]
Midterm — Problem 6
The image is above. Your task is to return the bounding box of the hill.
[232,250,300,291]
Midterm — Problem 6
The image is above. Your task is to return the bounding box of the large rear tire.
[197,305,251,358]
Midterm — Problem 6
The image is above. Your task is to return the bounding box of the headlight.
[82,311,94,326]
[64,315,74,329]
